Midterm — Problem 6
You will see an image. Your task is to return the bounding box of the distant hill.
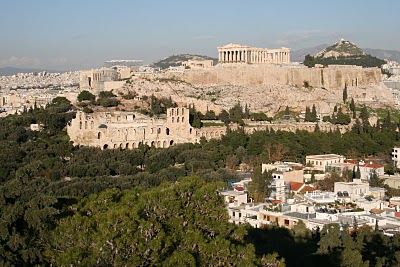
[316,39,365,58]
[0,67,59,76]
[152,54,217,69]
[363,48,400,63]
[309,39,386,68]
[292,43,400,63]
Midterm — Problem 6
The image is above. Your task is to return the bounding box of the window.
[232,212,235,217]
[177,117,179,123]
[172,117,174,123]
[284,219,289,226]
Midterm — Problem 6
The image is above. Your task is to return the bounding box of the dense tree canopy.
[1,99,400,266]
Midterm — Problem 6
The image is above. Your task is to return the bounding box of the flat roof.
[306,154,343,159]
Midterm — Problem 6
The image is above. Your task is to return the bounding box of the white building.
[334,179,370,201]
[392,147,400,168]
[306,154,345,172]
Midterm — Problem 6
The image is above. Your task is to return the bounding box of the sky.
[0,0,399,71]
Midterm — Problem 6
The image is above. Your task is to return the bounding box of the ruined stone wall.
[67,107,226,149]
[244,121,352,134]
[158,65,381,90]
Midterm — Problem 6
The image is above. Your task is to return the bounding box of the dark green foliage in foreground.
[45,177,258,266]
[1,100,400,266]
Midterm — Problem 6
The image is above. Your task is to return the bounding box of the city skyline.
[1,0,399,71]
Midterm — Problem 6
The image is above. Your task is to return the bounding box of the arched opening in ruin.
[190,128,192,134]
[177,117,180,123]
[103,144,108,149]
[157,128,161,134]
[182,108,184,115]
[120,143,123,149]
[172,117,174,123]
[157,141,161,147]
[151,141,155,147]
[132,143,136,148]
[114,144,117,149]
[170,140,174,146]
[85,121,88,129]
[97,132,101,139]
[126,143,129,149]
[166,128,170,135]
[79,121,82,129]
[163,141,166,148]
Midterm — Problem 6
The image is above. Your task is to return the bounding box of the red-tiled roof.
[289,181,304,191]
[271,200,282,203]
[234,186,245,192]
[301,186,317,193]
[364,163,383,169]
[345,159,358,164]
[395,212,400,218]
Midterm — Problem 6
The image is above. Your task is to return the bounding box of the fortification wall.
[159,65,381,90]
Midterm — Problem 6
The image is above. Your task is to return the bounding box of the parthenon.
[217,43,290,64]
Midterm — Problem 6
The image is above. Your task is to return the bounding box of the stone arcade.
[217,43,290,64]
[67,107,227,149]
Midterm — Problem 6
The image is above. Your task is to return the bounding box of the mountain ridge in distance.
[292,44,400,63]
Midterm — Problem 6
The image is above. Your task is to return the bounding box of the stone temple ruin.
[67,107,227,149]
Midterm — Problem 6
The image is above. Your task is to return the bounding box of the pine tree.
[343,84,348,103]
[350,98,355,112]
[244,103,250,119]
[356,165,361,179]
[359,104,370,128]
[285,105,290,116]
[311,104,317,122]
[305,106,311,122]
[303,54,315,68]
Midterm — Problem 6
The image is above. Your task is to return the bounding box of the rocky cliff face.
[121,67,393,116]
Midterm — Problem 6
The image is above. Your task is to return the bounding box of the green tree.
[248,167,273,202]
[343,84,348,104]
[356,165,361,179]
[304,106,311,122]
[303,54,315,68]
[45,177,258,266]
[77,90,95,103]
[369,170,384,187]
[311,104,317,122]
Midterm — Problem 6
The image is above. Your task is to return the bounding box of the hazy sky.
[0,0,399,70]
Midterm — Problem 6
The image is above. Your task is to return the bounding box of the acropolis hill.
[65,42,395,149]
[78,42,393,117]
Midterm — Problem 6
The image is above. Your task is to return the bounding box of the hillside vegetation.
[304,39,387,69]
